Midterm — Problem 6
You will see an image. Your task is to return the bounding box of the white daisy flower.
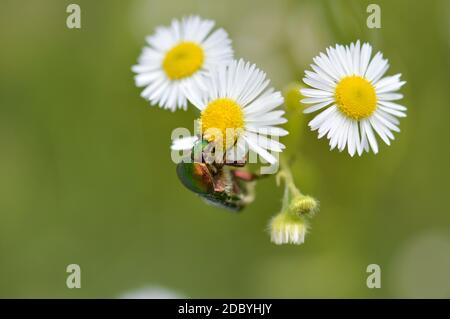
[172,59,288,164]
[301,41,407,156]
[132,16,233,111]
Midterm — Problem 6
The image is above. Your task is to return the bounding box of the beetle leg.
[224,161,246,167]
[232,170,259,182]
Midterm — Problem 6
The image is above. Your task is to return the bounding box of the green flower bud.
[288,195,319,217]
[283,82,304,113]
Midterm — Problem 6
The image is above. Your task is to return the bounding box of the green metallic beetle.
[176,139,258,211]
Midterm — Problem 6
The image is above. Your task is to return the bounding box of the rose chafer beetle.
[176,139,258,212]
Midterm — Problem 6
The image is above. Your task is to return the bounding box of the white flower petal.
[301,97,334,105]
[245,132,285,152]
[347,120,358,156]
[362,119,379,154]
[374,74,401,89]
[243,135,277,164]
[171,136,198,150]
[308,105,338,130]
[359,42,372,76]
[376,81,406,94]
[246,110,285,122]
[300,88,333,98]
[369,117,391,145]
[378,100,407,111]
[317,108,340,138]
[303,77,335,92]
[246,126,289,137]
[374,111,400,132]
[377,93,404,101]
[303,100,334,114]
[378,105,407,118]
[244,90,283,115]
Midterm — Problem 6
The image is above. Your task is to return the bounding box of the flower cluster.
[269,163,319,245]
[132,16,406,245]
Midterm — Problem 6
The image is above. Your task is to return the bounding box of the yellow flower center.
[335,76,377,120]
[200,98,245,142]
[162,42,204,80]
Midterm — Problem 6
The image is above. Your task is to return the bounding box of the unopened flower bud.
[283,82,304,112]
[288,195,319,217]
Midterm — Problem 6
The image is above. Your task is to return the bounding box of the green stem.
[278,156,302,198]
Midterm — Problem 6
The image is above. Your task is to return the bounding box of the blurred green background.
[0,0,449,298]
